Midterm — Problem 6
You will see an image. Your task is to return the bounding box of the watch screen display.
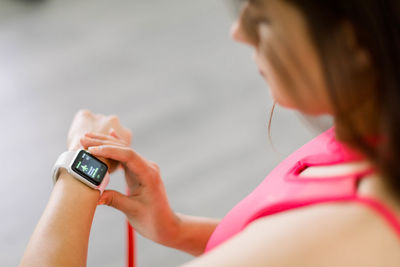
[71,150,108,186]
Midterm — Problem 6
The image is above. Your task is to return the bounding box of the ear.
[340,21,372,70]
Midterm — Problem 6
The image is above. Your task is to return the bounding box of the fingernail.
[88,146,99,152]
[97,200,106,205]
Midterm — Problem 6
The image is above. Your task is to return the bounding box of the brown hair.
[237,0,400,199]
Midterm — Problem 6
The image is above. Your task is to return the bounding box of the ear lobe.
[355,48,372,70]
[340,21,372,70]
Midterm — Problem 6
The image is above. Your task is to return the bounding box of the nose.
[231,21,253,46]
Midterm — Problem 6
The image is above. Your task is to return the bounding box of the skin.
[81,132,220,256]
[20,111,132,266]
[237,0,333,115]
[21,0,400,266]
[21,110,220,267]
[20,170,100,267]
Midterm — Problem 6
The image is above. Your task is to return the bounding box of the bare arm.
[82,133,220,256]
[21,110,132,266]
[165,213,220,256]
[20,170,99,267]
[181,202,400,267]
[21,109,219,266]
[20,171,218,267]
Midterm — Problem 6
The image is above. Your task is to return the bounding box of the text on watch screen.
[72,150,107,185]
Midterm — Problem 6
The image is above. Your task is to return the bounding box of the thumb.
[98,189,136,215]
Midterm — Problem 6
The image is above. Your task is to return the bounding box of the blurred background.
[0,0,332,266]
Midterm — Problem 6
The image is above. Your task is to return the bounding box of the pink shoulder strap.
[243,195,400,240]
[351,196,400,239]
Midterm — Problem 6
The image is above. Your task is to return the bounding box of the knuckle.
[145,161,162,186]
[95,113,105,119]
[108,115,120,123]
[127,149,136,160]
[149,161,160,172]
[150,172,162,188]
[108,191,116,207]
[78,109,92,117]
[123,130,133,146]
[127,130,133,140]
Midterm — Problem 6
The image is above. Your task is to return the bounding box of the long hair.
[237,0,400,199]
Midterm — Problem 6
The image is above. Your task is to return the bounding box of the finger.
[98,190,139,215]
[76,109,94,118]
[119,127,133,146]
[88,145,147,171]
[84,132,126,144]
[80,136,126,148]
[109,128,123,140]
[111,128,132,146]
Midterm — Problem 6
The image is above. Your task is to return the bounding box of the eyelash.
[252,17,270,26]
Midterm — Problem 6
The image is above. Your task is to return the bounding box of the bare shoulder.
[246,202,400,266]
[182,202,400,267]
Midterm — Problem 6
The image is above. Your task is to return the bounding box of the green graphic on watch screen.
[72,151,107,183]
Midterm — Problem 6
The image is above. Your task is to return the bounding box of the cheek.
[255,44,299,109]
[256,39,333,115]
[263,64,296,109]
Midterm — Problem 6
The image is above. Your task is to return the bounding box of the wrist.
[56,169,100,199]
[66,143,116,171]
[149,211,183,248]
[68,137,84,151]
[162,212,188,248]
[161,213,220,256]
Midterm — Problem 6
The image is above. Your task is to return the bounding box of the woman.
[21,0,400,266]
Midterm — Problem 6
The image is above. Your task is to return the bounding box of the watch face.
[71,150,108,186]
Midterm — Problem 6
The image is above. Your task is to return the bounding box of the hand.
[80,133,180,247]
[67,110,132,172]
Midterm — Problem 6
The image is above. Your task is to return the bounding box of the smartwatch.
[52,149,110,194]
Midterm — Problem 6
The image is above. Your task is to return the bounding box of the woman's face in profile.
[231,0,333,115]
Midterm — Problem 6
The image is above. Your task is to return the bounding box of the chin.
[268,88,292,108]
[268,86,332,115]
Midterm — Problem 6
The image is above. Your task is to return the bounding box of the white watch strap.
[52,150,110,195]
[52,151,76,184]
[98,172,110,194]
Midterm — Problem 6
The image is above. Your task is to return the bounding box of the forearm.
[21,170,99,267]
[169,213,220,256]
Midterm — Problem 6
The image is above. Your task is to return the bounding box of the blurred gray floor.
[0,0,332,266]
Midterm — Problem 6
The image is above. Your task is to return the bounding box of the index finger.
[88,145,148,172]
[85,132,127,145]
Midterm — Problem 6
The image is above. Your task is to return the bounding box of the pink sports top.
[205,127,400,252]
